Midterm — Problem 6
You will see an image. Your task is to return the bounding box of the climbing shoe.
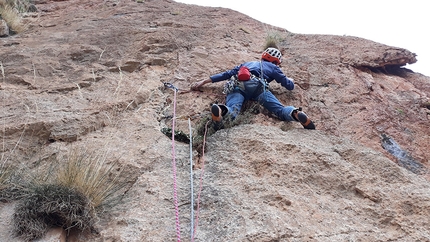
[292,109,316,130]
[211,104,228,130]
[211,104,222,122]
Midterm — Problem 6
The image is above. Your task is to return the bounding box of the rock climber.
[190,47,315,130]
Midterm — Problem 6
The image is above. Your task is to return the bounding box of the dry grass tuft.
[55,147,129,209]
[0,160,23,201]
[13,184,93,241]
[0,162,13,198]
[263,31,285,50]
[4,146,131,241]
[0,0,30,34]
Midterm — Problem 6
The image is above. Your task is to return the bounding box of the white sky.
[176,0,429,76]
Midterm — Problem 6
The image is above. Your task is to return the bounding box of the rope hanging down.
[164,82,181,242]
[188,118,194,241]
[192,120,210,242]
[164,82,209,241]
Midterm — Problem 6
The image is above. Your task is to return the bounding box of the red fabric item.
[238,66,251,81]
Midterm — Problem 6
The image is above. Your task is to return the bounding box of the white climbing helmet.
[262,47,282,65]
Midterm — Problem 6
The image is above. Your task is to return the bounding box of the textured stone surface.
[0,0,429,241]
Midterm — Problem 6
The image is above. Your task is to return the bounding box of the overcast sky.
[176,0,429,76]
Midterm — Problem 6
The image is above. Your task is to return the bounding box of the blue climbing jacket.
[209,60,295,90]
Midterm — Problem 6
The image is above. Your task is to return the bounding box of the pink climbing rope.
[192,120,210,242]
[169,84,181,242]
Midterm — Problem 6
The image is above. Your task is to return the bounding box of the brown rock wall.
[0,0,429,241]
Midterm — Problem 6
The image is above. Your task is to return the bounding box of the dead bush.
[13,184,93,241]
[7,146,132,241]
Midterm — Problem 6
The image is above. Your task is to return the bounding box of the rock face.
[0,0,429,241]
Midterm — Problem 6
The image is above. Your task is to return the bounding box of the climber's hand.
[190,81,202,91]
[190,79,211,91]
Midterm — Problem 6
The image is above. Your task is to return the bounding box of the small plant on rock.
[0,0,37,35]
[55,147,129,210]
[0,162,13,200]
[13,184,93,241]
[10,146,131,241]
[264,30,284,50]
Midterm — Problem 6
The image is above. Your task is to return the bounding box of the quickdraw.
[164,82,179,92]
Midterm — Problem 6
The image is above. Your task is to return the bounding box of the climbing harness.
[222,76,238,94]
[223,61,269,97]
[164,82,182,242]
